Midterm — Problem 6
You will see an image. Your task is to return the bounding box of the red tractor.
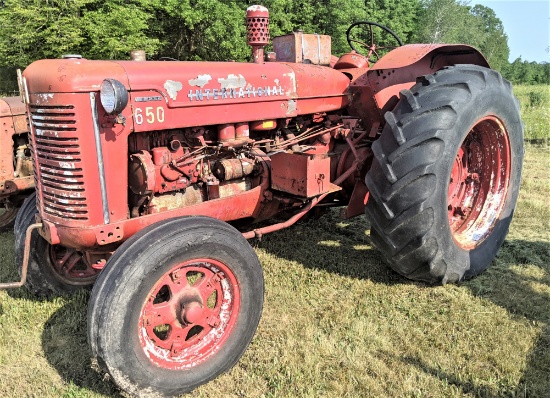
[4,5,523,397]
[0,96,33,231]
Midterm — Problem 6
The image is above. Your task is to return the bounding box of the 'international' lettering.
[188,86,284,101]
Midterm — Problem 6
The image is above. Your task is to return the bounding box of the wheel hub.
[181,301,203,324]
[447,116,511,249]
[49,246,102,284]
[139,258,240,370]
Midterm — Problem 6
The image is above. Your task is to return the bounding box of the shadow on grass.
[465,239,550,397]
[0,230,30,300]
[256,212,549,397]
[374,239,549,397]
[254,209,406,285]
[40,290,122,397]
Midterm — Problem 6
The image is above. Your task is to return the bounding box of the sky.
[472,0,549,63]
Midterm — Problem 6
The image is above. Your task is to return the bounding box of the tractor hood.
[23,58,353,114]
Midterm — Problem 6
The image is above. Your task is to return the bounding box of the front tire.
[365,65,523,284]
[14,192,100,296]
[88,216,264,397]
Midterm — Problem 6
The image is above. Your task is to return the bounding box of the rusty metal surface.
[38,184,265,249]
[0,96,33,199]
[247,5,269,63]
[12,114,28,134]
[242,160,359,240]
[28,92,107,227]
[1,96,26,117]
[334,52,369,69]
[271,151,331,198]
[369,44,488,72]
[1,176,34,196]
[24,59,129,94]
[23,54,354,244]
[343,181,370,219]
[24,58,352,133]
[0,223,42,289]
[273,33,332,65]
[0,108,16,187]
[213,158,254,181]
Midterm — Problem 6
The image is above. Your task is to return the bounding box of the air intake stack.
[246,5,269,63]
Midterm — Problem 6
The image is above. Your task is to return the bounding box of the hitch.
[0,223,42,289]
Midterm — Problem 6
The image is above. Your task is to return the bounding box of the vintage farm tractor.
[3,5,523,396]
[0,96,33,232]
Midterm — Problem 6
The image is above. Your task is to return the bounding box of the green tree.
[414,0,484,46]
[145,0,249,61]
[471,4,509,71]
[0,0,160,66]
[503,57,550,85]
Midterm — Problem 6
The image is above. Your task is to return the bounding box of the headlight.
[100,79,128,115]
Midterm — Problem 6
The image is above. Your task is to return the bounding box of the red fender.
[348,44,489,122]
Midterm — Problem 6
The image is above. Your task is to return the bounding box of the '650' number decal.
[134,106,165,125]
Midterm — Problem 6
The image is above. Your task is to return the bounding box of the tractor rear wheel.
[87,216,264,396]
[365,65,523,284]
[14,192,100,296]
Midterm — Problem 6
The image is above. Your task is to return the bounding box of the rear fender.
[348,44,489,122]
[343,44,488,219]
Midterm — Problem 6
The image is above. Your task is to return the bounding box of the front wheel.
[365,65,523,284]
[14,192,100,296]
[87,216,264,396]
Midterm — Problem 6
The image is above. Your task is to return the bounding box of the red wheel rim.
[447,116,511,249]
[138,258,240,370]
[49,246,100,284]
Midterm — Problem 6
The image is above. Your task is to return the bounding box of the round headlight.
[100,79,128,115]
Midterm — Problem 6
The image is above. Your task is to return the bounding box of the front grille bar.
[90,92,110,224]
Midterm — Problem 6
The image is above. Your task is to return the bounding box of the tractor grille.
[29,104,89,220]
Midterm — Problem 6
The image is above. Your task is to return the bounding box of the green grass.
[0,86,549,397]
[513,85,550,142]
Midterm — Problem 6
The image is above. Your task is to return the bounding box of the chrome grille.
[30,104,89,220]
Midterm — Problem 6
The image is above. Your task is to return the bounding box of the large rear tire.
[14,192,100,296]
[365,65,523,284]
[87,216,264,396]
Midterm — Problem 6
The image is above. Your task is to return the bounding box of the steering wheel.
[346,21,403,62]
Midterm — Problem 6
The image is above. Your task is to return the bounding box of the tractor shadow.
[41,290,122,396]
[0,230,29,300]
[381,238,548,397]
[463,238,550,396]
[256,212,549,396]
[253,209,406,285]
[0,230,54,302]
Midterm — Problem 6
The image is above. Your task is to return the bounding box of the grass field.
[513,85,549,142]
[0,86,548,397]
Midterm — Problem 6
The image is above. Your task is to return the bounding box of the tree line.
[0,0,547,87]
